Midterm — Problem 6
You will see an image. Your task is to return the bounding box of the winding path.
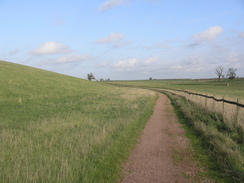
[121,93,209,183]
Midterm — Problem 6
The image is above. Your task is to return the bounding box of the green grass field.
[109,79,244,101]
[109,79,244,182]
[0,60,156,182]
[2,60,243,182]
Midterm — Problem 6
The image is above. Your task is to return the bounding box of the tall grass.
[0,60,156,182]
[109,80,244,182]
[164,92,244,182]
[161,89,244,133]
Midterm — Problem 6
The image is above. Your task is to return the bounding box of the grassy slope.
[109,80,244,182]
[0,60,156,183]
[109,79,244,101]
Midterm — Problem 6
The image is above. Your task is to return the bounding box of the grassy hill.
[0,60,156,182]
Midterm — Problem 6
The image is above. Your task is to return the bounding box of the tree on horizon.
[226,68,237,79]
[215,66,224,81]
[87,73,95,81]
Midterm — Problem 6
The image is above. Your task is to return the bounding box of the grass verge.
[162,91,244,183]
[81,93,157,182]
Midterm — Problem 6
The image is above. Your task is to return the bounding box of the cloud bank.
[194,26,223,42]
[113,58,138,68]
[96,33,125,44]
[29,41,71,55]
[239,32,244,38]
[99,0,126,11]
[144,56,160,64]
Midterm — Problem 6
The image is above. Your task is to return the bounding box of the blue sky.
[1,0,244,80]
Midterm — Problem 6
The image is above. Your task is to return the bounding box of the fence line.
[163,88,244,108]
[108,83,244,126]
[155,88,244,128]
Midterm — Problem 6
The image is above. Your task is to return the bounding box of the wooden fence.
[108,83,244,128]
[157,88,244,128]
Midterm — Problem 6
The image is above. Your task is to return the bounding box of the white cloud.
[99,0,158,11]
[239,32,244,38]
[194,26,223,42]
[96,33,125,44]
[99,0,127,11]
[29,41,71,55]
[56,54,90,63]
[113,58,137,68]
[144,56,160,64]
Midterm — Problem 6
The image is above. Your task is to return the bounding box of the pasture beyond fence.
[157,88,244,129]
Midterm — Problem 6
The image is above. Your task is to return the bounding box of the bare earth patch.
[121,93,214,183]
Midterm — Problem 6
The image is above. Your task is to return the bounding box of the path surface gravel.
[121,93,212,183]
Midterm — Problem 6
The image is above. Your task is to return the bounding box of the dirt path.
[121,93,208,183]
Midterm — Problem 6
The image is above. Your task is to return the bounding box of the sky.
[1,0,244,80]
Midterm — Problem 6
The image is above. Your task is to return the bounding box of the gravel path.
[121,93,210,183]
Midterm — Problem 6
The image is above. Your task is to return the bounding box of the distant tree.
[226,68,237,79]
[215,66,224,81]
[100,78,104,81]
[149,77,152,80]
[87,73,95,81]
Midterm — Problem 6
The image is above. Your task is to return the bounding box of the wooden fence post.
[222,96,225,114]
[205,94,207,109]
[236,99,239,123]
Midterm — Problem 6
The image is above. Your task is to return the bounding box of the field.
[1,60,243,182]
[109,79,244,131]
[0,60,156,182]
[109,79,244,182]
[109,79,244,101]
